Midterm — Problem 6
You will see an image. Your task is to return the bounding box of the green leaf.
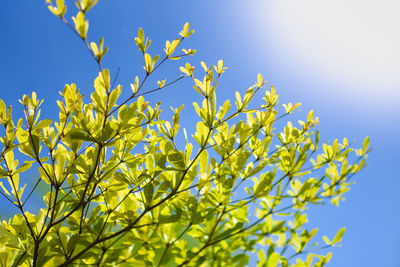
[67,235,81,254]
[72,11,89,39]
[159,207,182,224]
[167,151,185,169]
[331,227,346,245]
[144,183,154,205]
[266,252,280,267]
[68,129,95,142]
[235,91,242,110]
[362,136,370,154]
[47,0,67,17]
[14,162,32,175]
[34,119,52,130]
[180,22,194,38]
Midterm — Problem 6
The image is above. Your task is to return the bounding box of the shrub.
[0,1,369,266]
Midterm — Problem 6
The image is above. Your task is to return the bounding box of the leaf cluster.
[0,2,369,266]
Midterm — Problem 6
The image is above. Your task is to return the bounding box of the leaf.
[331,227,346,245]
[254,170,275,197]
[144,53,152,73]
[214,60,227,74]
[248,160,268,177]
[144,183,154,205]
[0,168,8,178]
[266,252,280,267]
[107,85,122,112]
[67,235,81,254]
[34,119,52,130]
[362,136,370,154]
[47,0,67,17]
[158,207,182,224]
[135,28,145,52]
[257,73,264,87]
[13,162,32,175]
[72,11,89,39]
[167,151,185,169]
[180,22,194,38]
[67,129,95,142]
[235,92,242,110]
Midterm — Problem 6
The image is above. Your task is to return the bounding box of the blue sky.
[1,1,399,266]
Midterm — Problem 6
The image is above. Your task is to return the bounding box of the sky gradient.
[1,1,399,266]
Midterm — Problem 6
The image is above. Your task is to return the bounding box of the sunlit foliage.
[0,1,369,266]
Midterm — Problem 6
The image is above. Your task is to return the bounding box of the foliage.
[0,1,369,266]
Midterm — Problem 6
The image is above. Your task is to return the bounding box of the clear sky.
[1,1,399,266]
